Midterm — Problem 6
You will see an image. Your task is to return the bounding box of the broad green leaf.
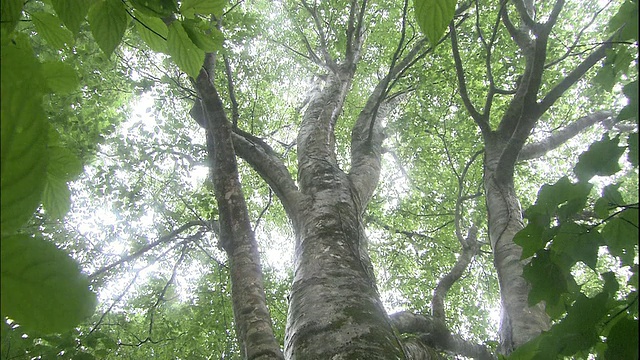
[414,0,457,48]
[181,0,225,18]
[601,212,638,265]
[605,317,639,359]
[130,0,178,17]
[573,134,625,181]
[0,35,49,234]
[628,132,638,167]
[31,12,74,50]
[617,80,638,121]
[514,222,549,259]
[182,19,224,52]
[167,21,204,78]
[51,0,93,34]
[508,333,559,360]
[553,293,609,355]
[134,10,169,53]
[1,0,23,33]
[594,183,625,218]
[608,1,638,35]
[42,175,71,219]
[48,146,83,180]
[88,0,128,57]
[42,61,79,95]
[524,250,568,307]
[0,234,96,333]
[551,223,602,270]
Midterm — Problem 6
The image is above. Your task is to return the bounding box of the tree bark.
[484,137,549,353]
[194,64,284,360]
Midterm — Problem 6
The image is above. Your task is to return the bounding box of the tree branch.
[89,220,207,280]
[518,111,613,161]
[431,226,480,321]
[537,37,613,115]
[391,311,495,360]
[449,21,490,135]
[231,129,303,225]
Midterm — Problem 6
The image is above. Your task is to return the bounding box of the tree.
[1,0,637,359]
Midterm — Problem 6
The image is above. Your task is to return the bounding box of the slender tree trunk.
[195,65,284,360]
[484,139,549,354]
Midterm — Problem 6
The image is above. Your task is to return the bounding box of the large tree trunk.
[484,138,549,353]
[283,67,406,358]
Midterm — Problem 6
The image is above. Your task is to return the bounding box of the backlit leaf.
[134,10,169,53]
[88,0,128,57]
[167,21,204,78]
[0,35,49,234]
[0,234,96,333]
[51,0,92,34]
[181,0,225,18]
[31,12,74,50]
[414,0,457,48]
[573,134,625,181]
[42,61,79,95]
[605,317,639,359]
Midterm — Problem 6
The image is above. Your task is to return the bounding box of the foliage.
[508,2,638,357]
[1,0,637,358]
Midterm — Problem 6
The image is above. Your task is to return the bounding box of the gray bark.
[484,138,549,353]
[194,61,284,360]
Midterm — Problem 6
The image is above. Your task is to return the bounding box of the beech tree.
[1,0,637,359]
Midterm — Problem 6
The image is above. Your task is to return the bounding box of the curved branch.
[537,38,613,115]
[518,111,613,161]
[391,311,495,360]
[88,220,207,280]
[450,22,490,135]
[231,129,303,224]
[431,226,480,321]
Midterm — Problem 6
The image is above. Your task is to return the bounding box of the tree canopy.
[1,0,637,359]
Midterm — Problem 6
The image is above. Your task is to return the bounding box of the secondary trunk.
[484,138,549,353]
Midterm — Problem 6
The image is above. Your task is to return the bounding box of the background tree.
[1,0,636,359]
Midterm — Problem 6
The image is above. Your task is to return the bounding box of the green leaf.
[0,234,96,333]
[601,211,639,266]
[31,12,75,50]
[628,132,638,167]
[48,146,83,180]
[573,134,625,181]
[41,61,79,95]
[554,292,609,355]
[618,80,638,121]
[595,183,625,218]
[514,222,550,259]
[182,19,223,52]
[134,10,169,53]
[606,317,639,359]
[551,223,602,270]
[414,0,456,48]
[180,0,225,18]
[524,251,568,307]
[167,21,204,78]
[1,36,49,234]
[130,0,178,17]
[1,0,24,33]
[42,176,71,219]
[88,0,128,57]
[51,0,93,34]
